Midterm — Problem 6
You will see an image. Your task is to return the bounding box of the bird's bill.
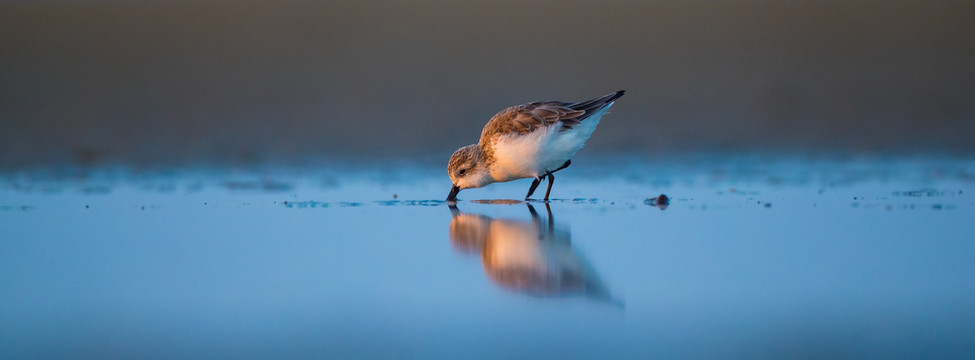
[446,185,461,202]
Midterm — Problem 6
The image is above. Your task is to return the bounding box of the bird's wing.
[479,91,626,147]
[480,102,583,143]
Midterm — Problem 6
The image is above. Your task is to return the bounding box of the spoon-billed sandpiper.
[446,90,624,202]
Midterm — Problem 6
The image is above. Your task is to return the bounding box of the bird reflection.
[448,203,620,305]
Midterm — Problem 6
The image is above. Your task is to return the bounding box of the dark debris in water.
[283,200,329,209]
[571,198,600,204]
[853,201,957,211]
[892,189,942,197]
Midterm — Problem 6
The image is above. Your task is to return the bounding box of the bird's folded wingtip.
[609,90,626,101]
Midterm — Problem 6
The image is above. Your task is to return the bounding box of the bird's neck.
[476,140,496,165]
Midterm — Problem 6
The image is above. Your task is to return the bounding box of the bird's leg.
[544,171,555,201]
[529,160,569,200]
[540,160,569,201]
[551,159,571,173]
[525,175,544,200]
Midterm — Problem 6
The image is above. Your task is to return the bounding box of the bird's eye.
[458,169,467,176]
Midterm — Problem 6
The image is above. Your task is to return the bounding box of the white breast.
[489,104,611,182]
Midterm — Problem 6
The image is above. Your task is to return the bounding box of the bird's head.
[446,145,492,201]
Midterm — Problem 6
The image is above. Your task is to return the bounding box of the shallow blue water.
[2,155,974,358]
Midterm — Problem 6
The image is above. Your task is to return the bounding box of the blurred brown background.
[2,0,973,167]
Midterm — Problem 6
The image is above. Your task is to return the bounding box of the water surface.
[2,155,974,358]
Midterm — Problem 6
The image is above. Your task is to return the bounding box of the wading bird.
[446,90,625,201]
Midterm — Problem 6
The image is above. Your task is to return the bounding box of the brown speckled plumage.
[477,91,625,162]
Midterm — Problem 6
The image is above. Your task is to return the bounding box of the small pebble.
[645,194,670,210]
[656,194,669,205]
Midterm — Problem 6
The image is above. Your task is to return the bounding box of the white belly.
[489,105,609,182]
